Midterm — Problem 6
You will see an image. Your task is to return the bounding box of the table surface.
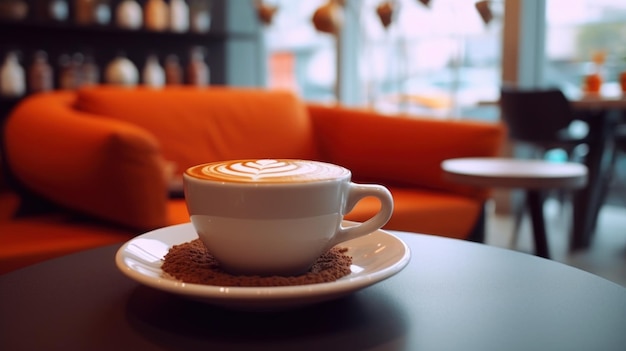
[441,157,588,190]
[479,94,626,109]
[570,94,626,109]
[1,230,625,351]
[477,94,626,250]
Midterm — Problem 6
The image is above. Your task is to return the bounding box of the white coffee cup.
[183,159,394,276]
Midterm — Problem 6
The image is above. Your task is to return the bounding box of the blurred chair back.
[499,87,583,148]
[499,87,587,239]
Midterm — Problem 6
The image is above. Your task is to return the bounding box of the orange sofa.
[1,86,504,273]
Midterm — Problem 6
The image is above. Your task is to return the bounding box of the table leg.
[526,190,550,259]
[571,110,616,251]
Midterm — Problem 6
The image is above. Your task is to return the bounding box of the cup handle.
[328,183,394,248]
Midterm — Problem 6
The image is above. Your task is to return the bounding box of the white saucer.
[115,222,410,310]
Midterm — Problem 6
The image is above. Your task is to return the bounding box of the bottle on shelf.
[57,54,72,90]
[28,51,54,94]
[164,54,183,85]
[33,0,69,22]
[0,51,26,98]
[0,0,28,21]
[93,0,112,25]
[81,54,100,86]
[186,46,209,87]
[75,0,97,25]
[105,52,139,86]
[169,0,190,33]
[189,0,211,33]
[115,0,143,29]
[144,0,169,31]
[58,53,82,90]
[49,0,70,21]
[142,54,165,88]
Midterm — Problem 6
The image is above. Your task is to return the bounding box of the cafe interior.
[0,0,625,289]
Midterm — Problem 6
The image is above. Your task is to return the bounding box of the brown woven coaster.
[161,239,353,287]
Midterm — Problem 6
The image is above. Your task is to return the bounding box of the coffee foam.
[186,159,350,183]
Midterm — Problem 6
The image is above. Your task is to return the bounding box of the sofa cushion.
[5,92,169,230]
[75,86,321,176]
[165,186,481,239]
[343,187,481,239]
[307,104,504,199]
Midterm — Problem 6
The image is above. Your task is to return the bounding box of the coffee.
[183,159,393,276]
[185,159,350,183]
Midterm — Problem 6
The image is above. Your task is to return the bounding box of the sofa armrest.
[307,104,505,199]
[4,92,169,230]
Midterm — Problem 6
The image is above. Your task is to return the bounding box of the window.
[264,0,503,121]
[545,0,626,97]
[357,0,502,120]
[263,0,336,103]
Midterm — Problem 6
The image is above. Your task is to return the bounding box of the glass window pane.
[264,0,503,121]
[359,0,502,120]
[263,0,336,103]
[545,0,626,97]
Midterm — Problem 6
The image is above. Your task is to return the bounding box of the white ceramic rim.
[115,221,411,302]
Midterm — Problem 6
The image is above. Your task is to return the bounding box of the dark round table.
[442,157,588,259]
[1,230,625,351]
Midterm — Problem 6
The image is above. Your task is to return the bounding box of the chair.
[605,120,626,207]
[498,87,591,242]
[499,87,589,158]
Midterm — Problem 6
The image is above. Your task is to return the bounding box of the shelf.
[0,19,231,78]
[0,0,264,127]
[0,19,259,40]
[0,21,230,41]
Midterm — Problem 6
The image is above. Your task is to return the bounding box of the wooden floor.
[485,198,626,288]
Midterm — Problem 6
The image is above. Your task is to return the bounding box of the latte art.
[186,159,351,183]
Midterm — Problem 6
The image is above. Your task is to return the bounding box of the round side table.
[441,157,588,258]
